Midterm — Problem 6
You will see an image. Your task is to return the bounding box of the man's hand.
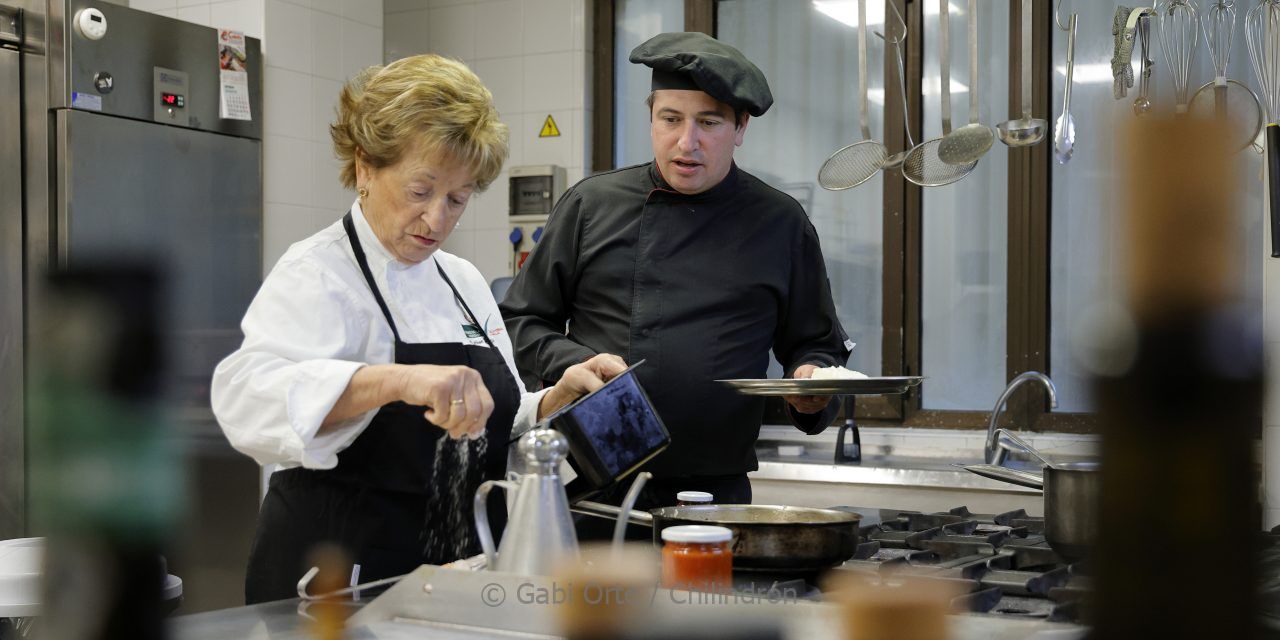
[784,363,832,414]
[537,353,630,420]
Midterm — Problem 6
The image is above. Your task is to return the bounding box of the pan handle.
[571,500,654,527]
[958,463,1045,490]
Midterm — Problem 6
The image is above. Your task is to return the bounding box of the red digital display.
[160,93,185,108]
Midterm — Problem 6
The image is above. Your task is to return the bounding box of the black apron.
[243,213,520,604]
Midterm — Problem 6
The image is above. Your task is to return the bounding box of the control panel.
[153,67,189,126]
[508,165,566,275]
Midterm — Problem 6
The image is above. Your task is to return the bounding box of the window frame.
[591,0,1098,433]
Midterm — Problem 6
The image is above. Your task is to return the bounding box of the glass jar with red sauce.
[660,525,733,593]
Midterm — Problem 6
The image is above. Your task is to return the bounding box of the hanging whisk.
[1204,1,1236,88]
[1247,0,1280,124]
[1247,0,1280,260]
[1159,0,1200,113]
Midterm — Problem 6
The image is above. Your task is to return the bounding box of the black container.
[547,361,670,489]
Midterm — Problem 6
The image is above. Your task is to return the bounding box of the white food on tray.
[808,366,869,380]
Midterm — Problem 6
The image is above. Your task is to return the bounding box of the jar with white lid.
[660,525,733,593]
[675,491,713,506]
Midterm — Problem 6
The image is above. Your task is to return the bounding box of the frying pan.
[573,502,862,572]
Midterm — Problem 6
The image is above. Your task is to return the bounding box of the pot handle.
[959,463,1045,490]
[473,479,518,570]
[994,428,1054,469]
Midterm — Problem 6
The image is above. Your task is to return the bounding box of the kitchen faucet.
[985,371,1058,465]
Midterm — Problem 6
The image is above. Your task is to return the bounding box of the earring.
[357,187,368,199]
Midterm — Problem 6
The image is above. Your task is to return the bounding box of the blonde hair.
[331,55,509,191]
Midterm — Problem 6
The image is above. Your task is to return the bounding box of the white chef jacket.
[211,201,549,469]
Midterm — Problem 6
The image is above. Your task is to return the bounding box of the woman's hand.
[537,353,629,420]
[398,364,494,440]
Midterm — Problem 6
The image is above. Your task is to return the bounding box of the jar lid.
[676,491,713,503]
[660,525,733,543]
[0,538,43,617]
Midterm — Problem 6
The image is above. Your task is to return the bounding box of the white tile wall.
[382,9,431,63]
[427,3,477,60]
[473,1,524,60]
[341,20,383,81]
[135,0,383,273]
[265,0,312,73]
[210,0,264,39]
[521,0,573,55]
[176,4,212,25]
[310,11,344,80]
[266,2,382,270]
[129,0,178,11]
[385,0,590,284]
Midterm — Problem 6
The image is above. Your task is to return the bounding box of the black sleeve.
[498,187,597,387]
[786,398,840,435]
[773,219,852,435]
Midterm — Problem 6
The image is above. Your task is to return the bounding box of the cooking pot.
[963,442,1099,561]
[572,502,862,572]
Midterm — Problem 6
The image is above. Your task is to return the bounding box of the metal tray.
[716,376,924,396]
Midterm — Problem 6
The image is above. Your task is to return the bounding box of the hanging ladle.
[998,0,1048,146]
[1054,1,1078,163]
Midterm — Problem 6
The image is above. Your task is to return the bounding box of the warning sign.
[538,114,561,138]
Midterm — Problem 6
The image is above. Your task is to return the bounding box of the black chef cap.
[629,32,773,117]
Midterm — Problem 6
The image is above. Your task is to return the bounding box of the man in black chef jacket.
[500,32,851,514]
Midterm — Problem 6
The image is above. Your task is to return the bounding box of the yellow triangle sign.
[538,114,561,138]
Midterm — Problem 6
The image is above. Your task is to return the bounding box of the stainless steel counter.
[169,566,1086,640]
[752,456,1039,493]
[168,598,380,639]
[747,424,1039,494]
[746,425,1081,514]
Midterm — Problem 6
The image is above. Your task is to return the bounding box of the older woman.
[211,54,624,603]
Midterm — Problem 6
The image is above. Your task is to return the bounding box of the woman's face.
[356,140,476,265]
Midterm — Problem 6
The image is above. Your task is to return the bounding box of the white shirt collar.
[350,199,433,274]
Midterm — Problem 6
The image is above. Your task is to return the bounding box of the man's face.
[650,89,748,195]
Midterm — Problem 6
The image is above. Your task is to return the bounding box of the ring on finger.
[450,398,465,405]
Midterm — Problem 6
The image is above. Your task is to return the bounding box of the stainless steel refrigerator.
[0,0,264,555]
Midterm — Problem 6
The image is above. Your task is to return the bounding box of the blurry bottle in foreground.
[29,266,181,640]
[305,544,351,640]
[555,543,659,640]
[823,572,955,640]
[1087,113,1264,638]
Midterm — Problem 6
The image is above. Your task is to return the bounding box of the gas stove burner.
[828,504,1090,625]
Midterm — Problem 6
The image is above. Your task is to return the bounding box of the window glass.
[718,0,883,376]
[920,1,1009,409]
[1048,5,1264,411]
[614,0,684,168]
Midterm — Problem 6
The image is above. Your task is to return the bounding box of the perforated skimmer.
[937,0,995,166]
[818,0,887,190]
[904,0,977,187]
